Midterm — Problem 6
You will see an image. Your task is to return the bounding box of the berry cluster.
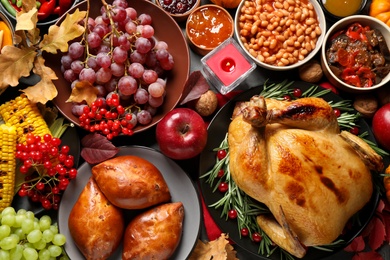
[16,133,78,210]
[79,93,135,139]
[64,0,175,136]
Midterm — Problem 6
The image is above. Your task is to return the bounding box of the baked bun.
[68,177,124,260]
[122,202,184,260]
[92,155,171,209]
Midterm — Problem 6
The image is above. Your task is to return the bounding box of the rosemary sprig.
[201,80,385,259]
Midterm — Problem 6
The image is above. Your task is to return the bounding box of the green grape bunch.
[0,207,68,260]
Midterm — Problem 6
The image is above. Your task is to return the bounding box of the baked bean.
[270,39,277,49]
[274,2,283,9]
[266,56,277,63]
[262,30,271,37]
[315,26,322,35]
[281,58,289,65]
[251,22,259,35]
[257,54,265,62]
[305,18,317,26]
[276,35,285,41]
[239,0,322,67]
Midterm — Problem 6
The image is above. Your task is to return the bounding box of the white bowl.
[321,15,390,93]
[234,0,326,71]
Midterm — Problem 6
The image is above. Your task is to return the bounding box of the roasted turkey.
[227,96,383,258]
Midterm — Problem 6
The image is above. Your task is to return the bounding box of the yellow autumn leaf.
[188,234,238,260]
[67,81,98,106]
[20,0,38,12]
[21,56,58,104]
[16,8,38,31]
[0,45,36,90]
[39,9,87,54]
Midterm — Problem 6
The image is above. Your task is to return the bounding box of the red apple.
[372,103,390,151]
[156,108,208,160]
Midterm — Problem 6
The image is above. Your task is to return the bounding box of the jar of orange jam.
[186,5,233,55]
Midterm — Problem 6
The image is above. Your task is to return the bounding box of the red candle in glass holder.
[201,38,256,94]
[205,42,253,86]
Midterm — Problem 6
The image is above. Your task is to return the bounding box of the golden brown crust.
[92,155,171,209]
[68,177,124,260]
[122,202,185,260]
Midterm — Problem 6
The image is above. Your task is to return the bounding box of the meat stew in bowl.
[325,22,390,88]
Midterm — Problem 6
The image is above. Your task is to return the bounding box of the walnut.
[353,94,379,118]
[298,60,323,83]
[194,90,218,117]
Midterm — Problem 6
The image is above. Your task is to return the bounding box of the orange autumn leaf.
[188,234,238,260]
[22,56,58,104]
[0,45,36,91]
[39,9,86,54]
[67,81,98,106]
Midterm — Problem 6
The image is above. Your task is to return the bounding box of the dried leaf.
[67,81,98,106]
[188,234,238,260]
[16,8,38,31]
[39,9,86,53]
[179,70,210,105]
[368,217,386,251]
[20,0,37,11]
[344,235,366,252]
[81,133,119,164]
[22,56,58,104]
[0,45,36,90]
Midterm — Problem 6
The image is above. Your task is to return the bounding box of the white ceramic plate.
[58,146,201,259]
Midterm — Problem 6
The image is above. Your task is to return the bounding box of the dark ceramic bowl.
[44,0,190,134]
[154,0,200,23]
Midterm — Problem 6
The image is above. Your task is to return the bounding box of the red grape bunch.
[16,133,78,210]
[61,0,175,137]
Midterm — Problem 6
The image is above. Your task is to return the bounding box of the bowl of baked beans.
[321,15,390,93]
[235,0,326,71]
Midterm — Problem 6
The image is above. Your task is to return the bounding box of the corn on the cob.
[0,95,51,144]
[0,124,17,211]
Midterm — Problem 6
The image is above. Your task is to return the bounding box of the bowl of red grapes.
[155,0,201,22]
[45,0,190,138]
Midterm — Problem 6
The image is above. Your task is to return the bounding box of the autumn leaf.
[16,8,38,31]
[179,70,210,105]
[20,0,37,12]
[22,56,58,104]
[81,133,120,164]
[0,45,36,90]
[67,80,98,106]
[188,234,238,260]
[39,9,86,53]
